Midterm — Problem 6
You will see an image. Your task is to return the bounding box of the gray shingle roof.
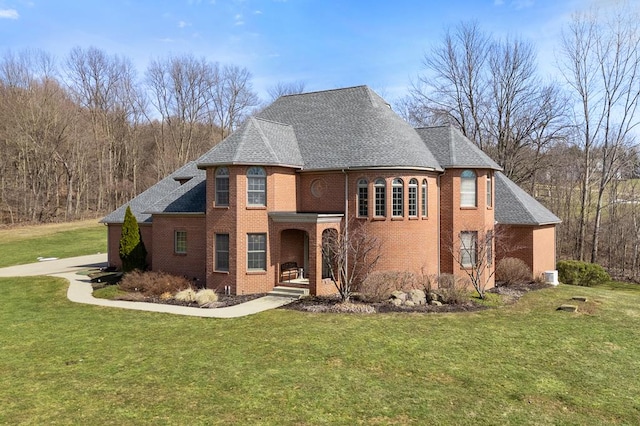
[416,126,501,170]
[495,172,561,225]
[145,175,206,215]
[197,117,304,168]
[100,161,204,223]
[251,86,442,171]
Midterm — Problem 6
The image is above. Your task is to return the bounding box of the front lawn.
[1,276,639,424]
[0,219,107,267]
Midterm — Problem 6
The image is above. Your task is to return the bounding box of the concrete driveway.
[0,254,295,318]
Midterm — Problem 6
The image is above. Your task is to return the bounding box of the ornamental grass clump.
[195,289,218,306]
[175,288,197,303]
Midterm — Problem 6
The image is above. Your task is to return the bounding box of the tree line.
[2,2,640,278]
[401,2,640,279]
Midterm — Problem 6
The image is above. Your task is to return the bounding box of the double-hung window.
[460,231,477,267]
[247,167,266,206]
[215,167,229,206]
[247,233,267,270]
[486,173,493,207]
[215,234,229,271]
[174,231,187,254]
[460,170,477,207]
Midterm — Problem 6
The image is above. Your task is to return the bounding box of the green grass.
[1,276,639,424]
[0,220,107,267]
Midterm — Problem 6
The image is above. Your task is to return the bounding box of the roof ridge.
[280,85,369,98]
[232,118,254,163]
[253,120,281,163]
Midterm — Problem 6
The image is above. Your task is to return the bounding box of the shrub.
[557,260,610,287]
[496,257,532,286]
[195,289,218,305]
[118,270,192,296]
[359,270,437,302]
[175,288,197,303]
[119,206,147,273]
[437,274,469,304]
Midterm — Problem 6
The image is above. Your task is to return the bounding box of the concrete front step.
[269,286,309,299]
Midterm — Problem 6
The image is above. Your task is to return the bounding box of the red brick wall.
[151,215,206,285]
[495,224,557,279]
[440,169,495,288]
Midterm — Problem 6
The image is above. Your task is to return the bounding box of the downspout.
[437,172,442,276]
[342,169,349,278]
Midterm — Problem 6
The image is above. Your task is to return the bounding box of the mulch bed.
[114,292,268,308]
[280,281,552,314]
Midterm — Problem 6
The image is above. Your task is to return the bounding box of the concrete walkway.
[0,254,295,318]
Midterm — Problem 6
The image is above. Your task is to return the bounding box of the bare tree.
[558,3,640,262]
[447,227,496,299]
[267,80,306,101]
[321,221,383,302]
[209,64,259,139]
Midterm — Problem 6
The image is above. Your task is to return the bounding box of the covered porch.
[269,212,343,296]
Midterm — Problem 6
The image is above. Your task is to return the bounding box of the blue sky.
[0,0,607,102]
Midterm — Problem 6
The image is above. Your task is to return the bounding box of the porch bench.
[280,261,298,282]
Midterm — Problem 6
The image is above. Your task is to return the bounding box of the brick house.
[102,86,561,295]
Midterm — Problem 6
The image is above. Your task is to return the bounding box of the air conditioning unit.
[544,270,559,285]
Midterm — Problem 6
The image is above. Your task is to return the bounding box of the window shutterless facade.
[460,170,477,207]
[421,179,428,217]
[215,233,230,271]
[174,230,187,254]
[247,233,267,270]
[408,178,418,217]
[392,178,403,217]
[247,167,266,206]
[215,167,229,206]
[374,178,386,217]
[357,179,368,217]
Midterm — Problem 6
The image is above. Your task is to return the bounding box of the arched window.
[460,170,477,207]
[374,178,386,217]
[247,167,266,206]
[408,179,418,217]
[421,179,428,217]
[357,179,368,217]
[392,178,404,217]
[215,167,229,206]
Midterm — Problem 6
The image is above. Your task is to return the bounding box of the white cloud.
[512,0,534,9]
[178,20,190,28]
[254,10,263,15]
[234,13,244,26]
[0,9,19,19]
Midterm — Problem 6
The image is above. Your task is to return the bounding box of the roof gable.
[145,175,206,215]
[416,125,501,170]
[495,172,561,225]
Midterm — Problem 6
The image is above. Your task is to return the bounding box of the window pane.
[247,167,266,206]
[216,234,229,271]
[486,175,492,207]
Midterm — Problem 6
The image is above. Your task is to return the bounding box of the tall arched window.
[408,179,418,217]
[357,179,368,217]
[421,179,428,217]
[247,167,266,206]
[374,178,386,217]
[460,170,477,207]
[215,167,229,206]
[392,178,404,217]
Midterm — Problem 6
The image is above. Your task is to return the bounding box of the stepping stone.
[572,296,588,302]
[557,304,578,312]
